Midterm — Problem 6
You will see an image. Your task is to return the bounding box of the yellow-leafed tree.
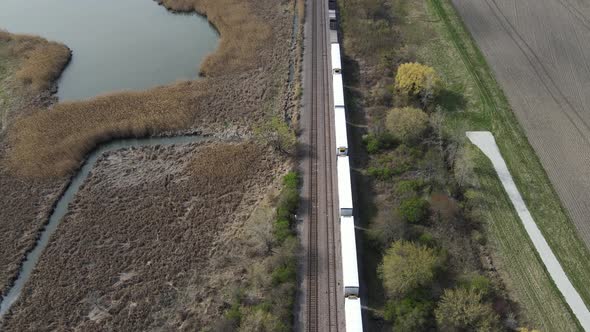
[395,62,441,105]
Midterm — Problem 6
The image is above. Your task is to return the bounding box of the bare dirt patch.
[1,142,287,330]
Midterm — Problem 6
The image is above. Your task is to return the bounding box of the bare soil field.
[449,0,590,247]
[1,142,288,330]
[0,0,300,302]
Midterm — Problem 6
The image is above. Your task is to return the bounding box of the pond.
[0,0,219,100]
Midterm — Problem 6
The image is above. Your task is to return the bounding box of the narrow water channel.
[0,135,206,318]
[0,0,218,101]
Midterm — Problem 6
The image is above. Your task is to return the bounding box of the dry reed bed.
[4,0,293,178]
[157,0,272,76]
[0,34,71,297]
[0,0,296,299]
[1,142,284,330]
[0,152,65,299]
[0,30,70,93]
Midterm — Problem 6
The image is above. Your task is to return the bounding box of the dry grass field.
[449,0,590,248]
[0,0,301,311]
[1,142,288,331]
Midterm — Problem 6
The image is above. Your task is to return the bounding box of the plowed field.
[450,0,590,247]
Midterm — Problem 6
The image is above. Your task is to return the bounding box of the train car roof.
[331,43,342,70]
[337,156,353,210]
[345,298,364,332]
[334,106,348,149]
[340,216,359,288]
[333,74,345,107]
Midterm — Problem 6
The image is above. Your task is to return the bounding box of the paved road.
[451,0,590,247]
[297,0,345,331]
[467,131,590,331]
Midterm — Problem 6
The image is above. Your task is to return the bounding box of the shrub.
[254,116,297,155]
[398,197,430,224]
[471,230,486,246]
[239,308,287,332]
[364,134,381,154]
[225,299,242,325]
[363,133,395,154]
[435,288,500,332]
[385,107,429,143]
[378,241,441,297]
[417,232,436,247]
[395,62,441,104]
[276,180,299,221]
[367,167,393,180]
[384,295,433,331]
[395,179,425,196]
[283,171,299,190]
[463,275,492,298]
[274,219,292,244]
[271,261,296,285]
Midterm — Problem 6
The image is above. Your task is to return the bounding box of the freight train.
[329,8,364,331]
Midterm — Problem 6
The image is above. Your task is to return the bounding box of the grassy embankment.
[339,0,590,330]
[3,0,278,179]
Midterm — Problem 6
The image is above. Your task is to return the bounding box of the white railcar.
[333,73,345,108]
[341,215,360,296]
[334,106,348,156]
[344,298,363,332]
[331,43,342,74]
[337,156,353,216]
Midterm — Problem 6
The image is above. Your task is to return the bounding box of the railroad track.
[306,0,339,330]
[306,0,320,327]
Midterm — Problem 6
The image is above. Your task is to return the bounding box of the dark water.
[0,135,206,318]
[0,0,218,101]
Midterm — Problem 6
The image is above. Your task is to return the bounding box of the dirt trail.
[451,0,590,247]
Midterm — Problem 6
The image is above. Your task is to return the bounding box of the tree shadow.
[437,88,467,113]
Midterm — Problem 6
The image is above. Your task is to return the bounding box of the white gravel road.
[467,131,590,331]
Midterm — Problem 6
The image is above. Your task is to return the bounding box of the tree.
[395,62,441,105]
[378,241,441,297]
[385,107,429,143]
[435,288,501,332]
[254,116,296,155]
